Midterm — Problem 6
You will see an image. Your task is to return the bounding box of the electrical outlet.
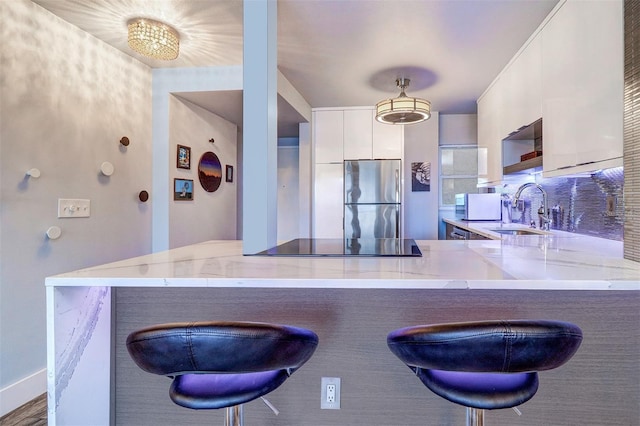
[321,377,341,409]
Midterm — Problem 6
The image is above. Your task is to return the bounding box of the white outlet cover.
[320,377,341,409]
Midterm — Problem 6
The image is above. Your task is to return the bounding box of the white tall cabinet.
[313,107,403,238]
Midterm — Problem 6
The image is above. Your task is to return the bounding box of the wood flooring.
[0,394,47,426]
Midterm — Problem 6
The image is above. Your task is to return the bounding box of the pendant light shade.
[375,78,431,125]
[127,18,180,61]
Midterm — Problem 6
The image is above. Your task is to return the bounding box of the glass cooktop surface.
[253,238,422,257]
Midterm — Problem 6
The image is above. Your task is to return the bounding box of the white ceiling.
[32,0,559,137]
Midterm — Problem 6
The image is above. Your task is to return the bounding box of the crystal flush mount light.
[375,78,431,125]
[127,18,180,61]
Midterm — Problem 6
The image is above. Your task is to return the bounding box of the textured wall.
[0,0,152,404]
[624,0,639,261]
[115,287,639,426]
[505,168,624,241]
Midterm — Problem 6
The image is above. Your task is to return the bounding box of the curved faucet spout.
[513,183,551,230]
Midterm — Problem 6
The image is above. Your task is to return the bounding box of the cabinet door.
[343,109,373,160]
[500,34,542,137]
[373,117,403,159]
[477,78,503,186]
[314,110,344,163]
[541,0,623,174]
[313,163,344,238]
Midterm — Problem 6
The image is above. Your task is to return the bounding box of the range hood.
[503,119,543,175]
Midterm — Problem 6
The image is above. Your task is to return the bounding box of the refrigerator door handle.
[395,168,400,238]
[395,169,399,203]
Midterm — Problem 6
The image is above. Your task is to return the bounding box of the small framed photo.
[177,145,191,169]
[174,178,194,200]
[225,165,234,183]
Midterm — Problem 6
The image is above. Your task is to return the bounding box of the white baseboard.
[0,369,46,417]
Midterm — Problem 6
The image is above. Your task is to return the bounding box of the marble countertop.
[46,234,639,290]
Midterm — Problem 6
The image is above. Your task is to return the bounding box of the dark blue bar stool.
[387,320,582,426]
[127,321,318,426]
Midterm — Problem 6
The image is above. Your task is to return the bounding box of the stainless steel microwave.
[455,193,502,221]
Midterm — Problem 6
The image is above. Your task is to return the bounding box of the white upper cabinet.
[373,117,403,159]
[314,110,344,163]
[343,109,373,160]
[541,0,623,176]
[500,34,542,137]
[477,77,503,186]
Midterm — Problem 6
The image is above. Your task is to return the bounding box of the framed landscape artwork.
[198,152,222,192]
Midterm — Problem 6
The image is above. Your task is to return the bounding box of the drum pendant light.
[375,78,431,125]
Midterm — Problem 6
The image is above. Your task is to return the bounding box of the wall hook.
[26,168,41,178]
[46,226,62,240]
[120,136,130,147]
[138,190,149,202]
[100,161,115,176]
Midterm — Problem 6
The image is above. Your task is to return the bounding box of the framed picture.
[177,145,191,169]
[174,178,194,200]
[198,152,223,192]
[226,165,234,183]
[411,162,431,192]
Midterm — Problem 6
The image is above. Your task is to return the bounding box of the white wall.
[0,0,152,414]
[277,145,300,241]
[439,114,478,146]
[403,112,440,240]
[169,97,237,248]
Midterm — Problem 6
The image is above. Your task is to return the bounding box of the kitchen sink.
[488,228,548,236]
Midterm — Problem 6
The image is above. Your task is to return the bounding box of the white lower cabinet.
[313,163,344,238]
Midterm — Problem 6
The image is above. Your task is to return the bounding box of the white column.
[242,0,278,254]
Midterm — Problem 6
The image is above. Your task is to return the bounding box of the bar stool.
[387,320,582,426]
[127,321,318,426]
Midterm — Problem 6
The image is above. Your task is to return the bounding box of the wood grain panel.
[115,288,639,425]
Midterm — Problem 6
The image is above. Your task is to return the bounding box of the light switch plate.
[58,199,91,218]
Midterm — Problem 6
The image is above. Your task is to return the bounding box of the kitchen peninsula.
[46,237,639,425]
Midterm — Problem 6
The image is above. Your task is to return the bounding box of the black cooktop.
[254,238,422,257]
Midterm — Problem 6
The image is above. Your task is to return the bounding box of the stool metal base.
[225,405,244,426]
[466,407,484,426]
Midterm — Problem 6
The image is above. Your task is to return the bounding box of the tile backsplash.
[501,167,624,241]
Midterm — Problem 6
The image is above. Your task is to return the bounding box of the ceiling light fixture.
[127,18,180,61]
[375,78,431,125]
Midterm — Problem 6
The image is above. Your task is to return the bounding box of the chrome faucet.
[513,183,551,230]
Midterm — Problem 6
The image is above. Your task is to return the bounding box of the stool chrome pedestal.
[388,320,582,426]
[127,321,318,426]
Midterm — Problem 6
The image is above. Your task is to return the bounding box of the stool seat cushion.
[387,320,582,410]
[418,370,539,409]
[387,320,582,373]
[127,321,318,409]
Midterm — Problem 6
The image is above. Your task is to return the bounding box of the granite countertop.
[46,234,639,290]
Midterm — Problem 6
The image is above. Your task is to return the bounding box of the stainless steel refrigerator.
[344,159,401,239]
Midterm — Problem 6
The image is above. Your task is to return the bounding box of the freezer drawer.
[344,204,399,239]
